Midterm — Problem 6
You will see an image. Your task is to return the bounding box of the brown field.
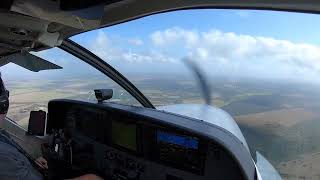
[277,152,320,180]
[235,108,320,129]
[235,107,320,179]
[182,98,205,104]
[10,91,73,103]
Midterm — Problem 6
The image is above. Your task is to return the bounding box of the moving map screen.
[157,131,199,149]
[111,121,137,151]
[156,130,202,174]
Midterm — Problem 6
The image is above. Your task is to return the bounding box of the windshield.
[0,48,140,129]
[73,9,320,179]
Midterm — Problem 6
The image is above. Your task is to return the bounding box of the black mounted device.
[94,89,113,103]
[27,110,46,136]
[0,75,9,115]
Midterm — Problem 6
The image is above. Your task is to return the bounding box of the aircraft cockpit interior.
[4,0,319,180]
[31,90,255,180]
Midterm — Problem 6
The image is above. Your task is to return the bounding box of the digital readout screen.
[157,131,198,149]
[112,121,137,151]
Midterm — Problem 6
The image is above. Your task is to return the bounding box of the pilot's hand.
[68,174,104,180]
[35,156,48,169]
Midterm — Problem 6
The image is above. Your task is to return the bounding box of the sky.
[2,9,320,84]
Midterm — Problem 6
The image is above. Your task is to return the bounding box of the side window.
[0,48,141,129]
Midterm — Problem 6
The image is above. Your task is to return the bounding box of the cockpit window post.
[59,39,155,109]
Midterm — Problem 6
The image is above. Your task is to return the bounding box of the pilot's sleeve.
[0,145,43,180]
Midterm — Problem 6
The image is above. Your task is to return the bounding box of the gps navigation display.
[111,121,137,151]
[157,131,199,149]
[156,130,203,174]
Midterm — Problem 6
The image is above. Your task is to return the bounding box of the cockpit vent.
[9,27,30,36]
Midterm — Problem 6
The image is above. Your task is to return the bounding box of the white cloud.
[89,30,120,61]
[85,28,320,82]
[122,51,176,63]
[128,38,143,45]
[89,31,176,63]
[235,11,251,18]
[150,27,320,72]
[150,27,199,47]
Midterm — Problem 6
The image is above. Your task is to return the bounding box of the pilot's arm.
[35,157,104,180]
[0,152,103,180]
[0,141,43,180]
[0,75,103,180]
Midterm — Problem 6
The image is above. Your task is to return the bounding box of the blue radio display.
[157,131,199,149]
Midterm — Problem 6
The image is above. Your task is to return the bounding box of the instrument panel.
[63,105,206,175]
[47,99,250,180]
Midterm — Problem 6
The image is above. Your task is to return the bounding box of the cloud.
[235,11,251,18]
[150,27,320,72]
[88,30,176,63]
[128,38,143,45]
[124,51,176,63]
[150,27,199,47]
[84,27,320,82]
